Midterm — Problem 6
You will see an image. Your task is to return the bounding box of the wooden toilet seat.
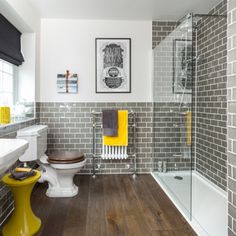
[47,151,85,164]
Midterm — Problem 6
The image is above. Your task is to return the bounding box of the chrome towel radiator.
[102,145,128,159]
[91,110,137,178]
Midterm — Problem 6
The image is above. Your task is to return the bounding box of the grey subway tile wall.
[39,102,153,174]
[152,21,177,49]
[227,0,236,234]
[195,0,227,190]
[152,0,228,190]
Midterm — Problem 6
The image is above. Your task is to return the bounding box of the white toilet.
[16,125,86,198]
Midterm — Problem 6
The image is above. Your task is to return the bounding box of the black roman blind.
[0,14,24,66]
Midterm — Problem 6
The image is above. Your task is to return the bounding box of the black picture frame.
[173,39,192,94]
[95,38,131,93]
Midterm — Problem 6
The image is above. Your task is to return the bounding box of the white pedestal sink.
[0,139,29,176]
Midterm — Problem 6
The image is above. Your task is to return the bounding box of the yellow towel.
[103,110,128,146]
[186,111,192,146]
[0,107,10,124]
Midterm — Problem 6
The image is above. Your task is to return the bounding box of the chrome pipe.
[92,113,96,178]
[193,13,227,18]
[133,112,137,178]
[94,122,134,127]
[91,110,135,115]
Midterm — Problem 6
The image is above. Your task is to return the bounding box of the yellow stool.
[2,170,41,236]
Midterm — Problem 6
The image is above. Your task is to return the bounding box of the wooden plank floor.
[32,175,196,236]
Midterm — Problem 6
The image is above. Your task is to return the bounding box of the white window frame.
[13,65,19,104]
[0,59,18,108]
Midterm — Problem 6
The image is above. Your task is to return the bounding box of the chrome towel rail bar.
[91,110,137,179]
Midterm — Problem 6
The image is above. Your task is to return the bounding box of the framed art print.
[57,70,78,94]
[95,38,131,93]
[173,39,192,94]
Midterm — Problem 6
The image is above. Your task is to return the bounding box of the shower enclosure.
[153,13,194,220]
[152,10,227,236]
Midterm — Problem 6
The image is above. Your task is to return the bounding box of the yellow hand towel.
[0,107,10,124]
[186,111,192,146]
[103,110,128,146]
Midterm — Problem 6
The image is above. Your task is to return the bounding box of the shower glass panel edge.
[152,13,194,221]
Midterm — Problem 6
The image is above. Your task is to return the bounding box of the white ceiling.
[26,0,222,21]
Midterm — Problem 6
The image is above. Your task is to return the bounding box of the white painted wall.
[18,33,36,102]
[40,19,152,102]
[0,0,39,32]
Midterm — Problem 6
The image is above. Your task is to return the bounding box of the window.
[0,59,17,108]
[0,14,35,126]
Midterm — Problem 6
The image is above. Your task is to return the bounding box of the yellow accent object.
[15,167,32,172]
[186,111,192,146]
[0,106,10,124]
[103,110,128,146]
[2,170,41,236]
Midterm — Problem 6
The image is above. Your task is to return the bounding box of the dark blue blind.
[0,14,24,66]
